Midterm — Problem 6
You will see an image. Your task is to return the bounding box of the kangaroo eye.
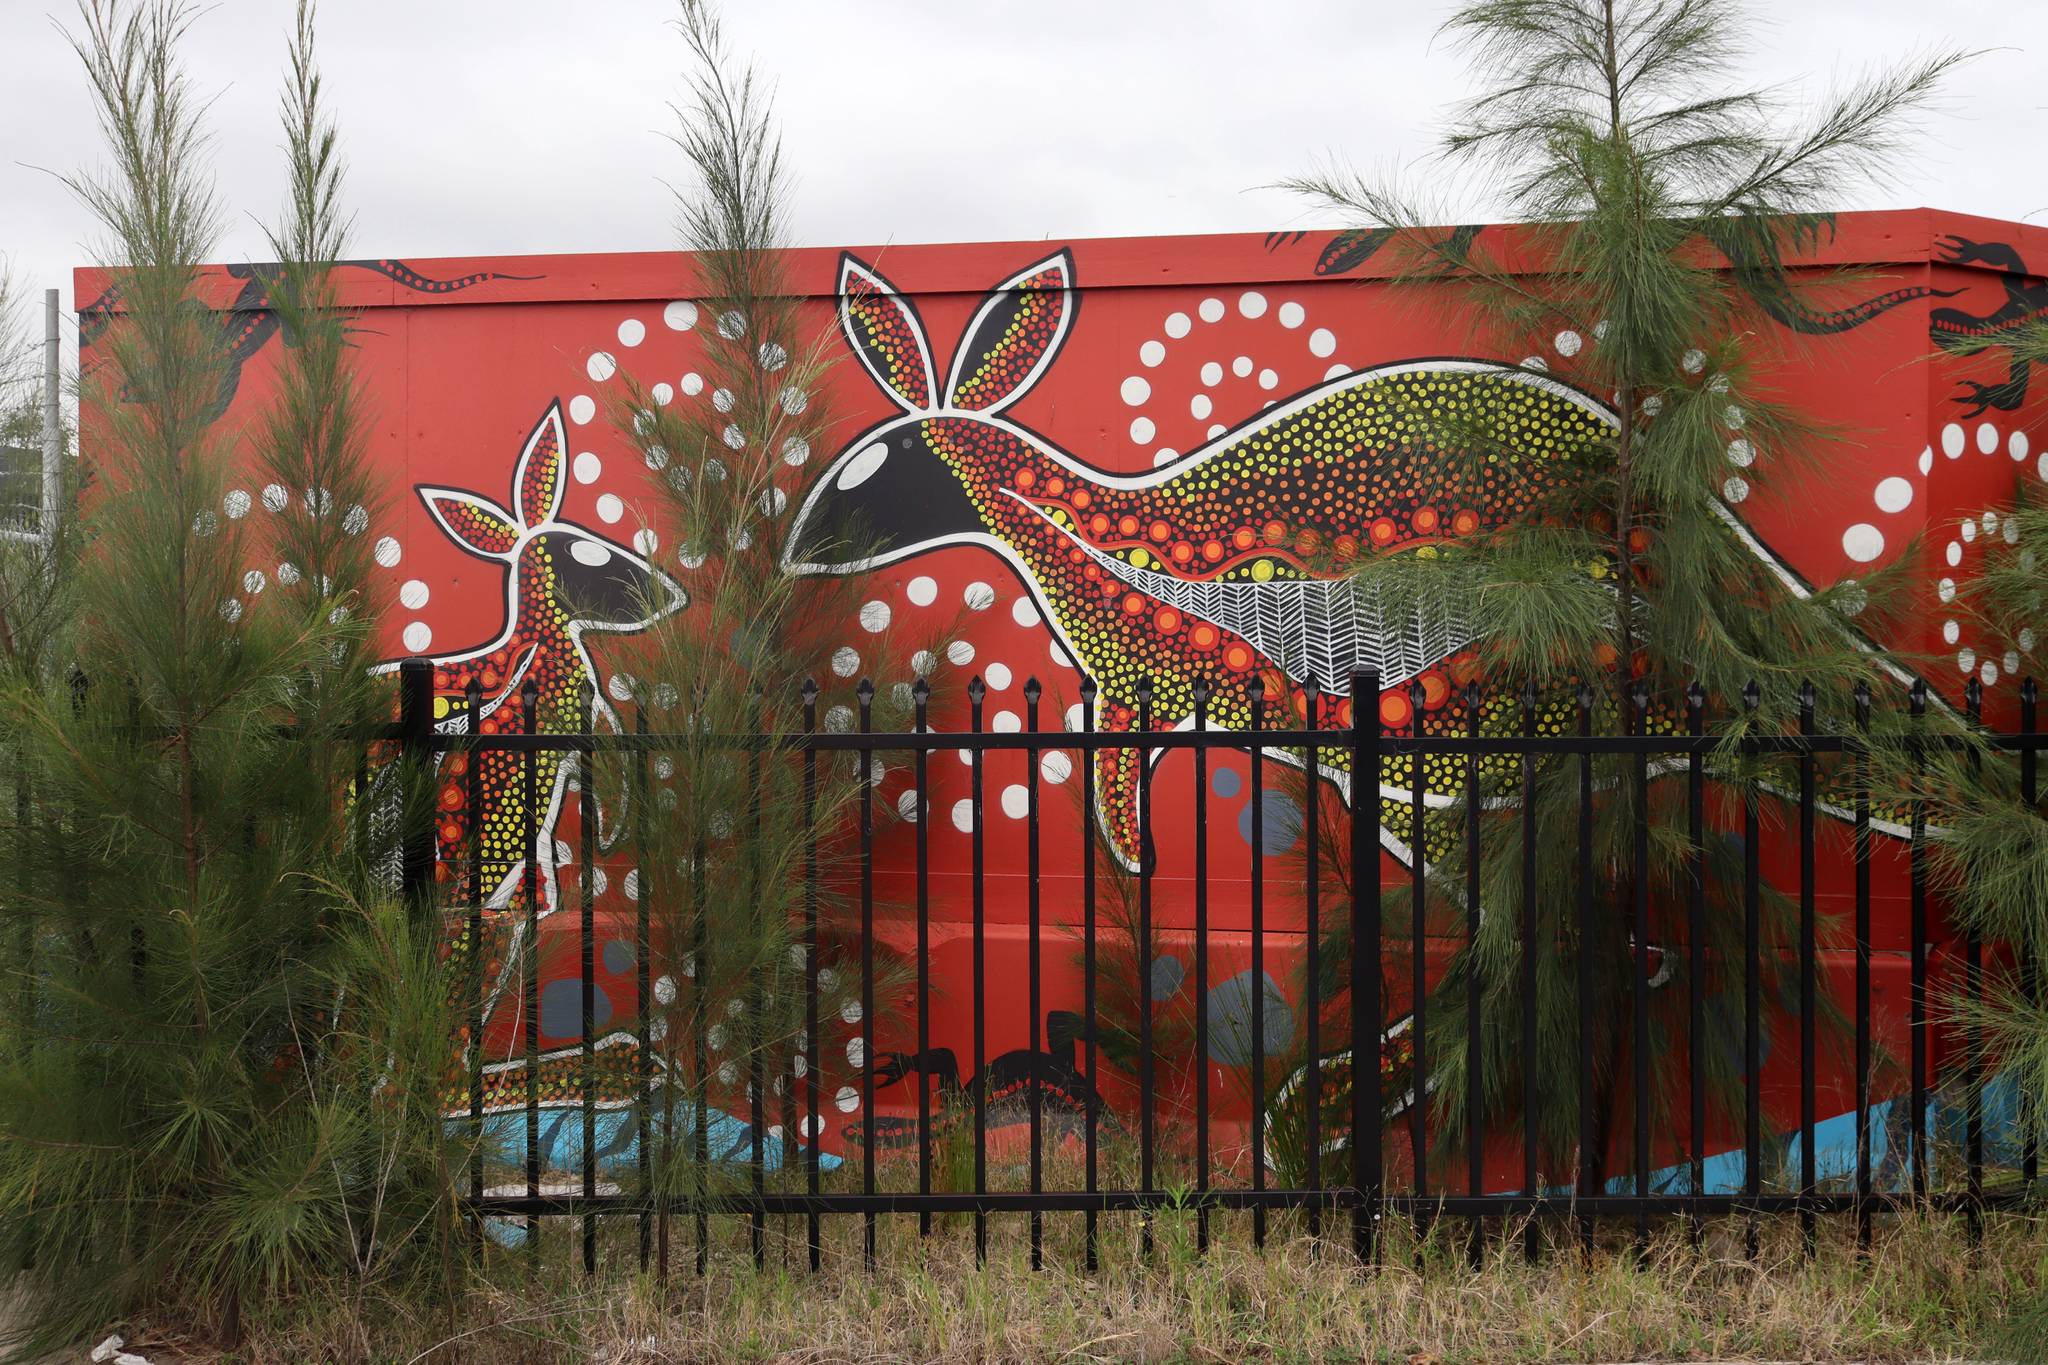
[837,441,889,491]
[570,540,613,567]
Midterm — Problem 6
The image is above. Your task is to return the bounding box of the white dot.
[1722,475,1749,503]
[834,1085,860,1114]
[586,351,617,383]
[1238,290,1267,318]
[2012,431,2031,462]
[952,798,975,832]
[1874,477,1913,513]
[1842,524,1884,563]
[1012,597,1041,628]
[718,310,746,339]
[758,341,788,371]
[569,395,596,425]
[1207,423,1225,439]
[1681,347,1706,374]
[617,318,646,348]
[651,382,673,406]
[946,639,976,666]
[607,673,635,702]
[399,578,430,609]
[276,562,300,585]
[1190,394,1213,420]
[374,536,401,567]
[1200,360,1223,386]
[897,789,920,821]
[985,662,1013,691]
[2025,629,2039,652]
[1521,355,1548,372]
[1278,301,1305,329]
[242,569,265,594]
[1984,662,2001,687]
[1226,356,1250,377]
[1555,330,1583,357]
[1139,340,1166,367]
[964,582,995,610]
[1130,416,1156,443]
[402,621,432,652]
[782,437,810,466]
[1947,541,1963,566]
[782,387,812,416]
[846,1036,866,1069]
[1064,704,1083,731]
[681,372,704,397]
[1039,752,1072,785]
[342,503,368,535]
[859,600,891,633]
[664,300,699,331]
[831,646,860,678]
[1198,297,1225,323]
[223,488,250,518]
[1962,520,1978,543]
[1727,439,1754,467]
[1120,376,1151,406]
[1164,311,1191,339]
[1323,364,1347,381]
[1001,785,1029,819]
[907,575,938,606]
[1959,648,1977,674]
[1939,577,1956,602]
[1920,447,1935,475]
[1979,422,2000,455]
[1309,328,1336,358]
[572,451,602,484]
[712,386,734,412]
[1944,619,1961,644]
[261,483,289,513]
[633,528,659,556]
[1943,423,1966,458]
[1049,638,1072,667]
[991,709,1021,734]
[596,494,624,523]
[1258,368,1278,390]
[1154,447,1180,466]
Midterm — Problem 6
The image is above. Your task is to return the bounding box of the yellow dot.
[1251,559,1274,583]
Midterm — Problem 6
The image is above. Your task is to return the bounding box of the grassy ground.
[109,1203,2040,1363]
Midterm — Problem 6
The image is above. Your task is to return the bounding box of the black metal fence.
[387,659,2046,1272]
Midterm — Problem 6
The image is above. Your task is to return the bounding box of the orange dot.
[1420,672,1449,708]
[1593,642,1619,669]
[1190,623,1220,650]
[1262,520,1288,545]
[1413,506,1440,534]
[1072,489,1092,510]
[1121,593,1146,616]
[1171,541,1194,563]
[1223,642,1254,671]
[1334,534,1359,559]
[1232,527,1257,550]
[1015,468,1036,489]
[1294,528,1321,556]
[1118,515,1140,537]
[1628,529,1650,554]
[1044,476,1065,497]
[1154,607,1182,634]
[1149,520,1171,542]
[1379,693,1413,728]
[1203,539,1226,561]
[1089,514,1110,536]
[1452,509,1479,535]
[1369,517,1397,546]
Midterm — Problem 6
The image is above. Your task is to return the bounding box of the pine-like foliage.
[1280,0,1966,1190]
[0,3,459,1354]
[594,0,934,1257]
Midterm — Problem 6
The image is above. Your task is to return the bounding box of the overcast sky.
[2,0,2040,335]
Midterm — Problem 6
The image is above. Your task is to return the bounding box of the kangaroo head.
[782,252,1077,574]
[419,401,687,681]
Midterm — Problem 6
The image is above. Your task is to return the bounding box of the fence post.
[397,656,436,907]
[1351,669,1381,1262]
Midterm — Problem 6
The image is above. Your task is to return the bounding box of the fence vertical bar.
[1630,680,1650,1256]
[1137,674,1157,1256]
[970,675,988,1263]
[398,659,436,908]
[1520,683,1539,1263]
[1853,682,1871,1249]
[633,703,652,1270]
[1026,676,1044,1270]
[1910,679,1928,1201]
[801,680,821,1272]
[1576,686,1595,1259]
[521,677,541,1262]
[1305,677,1323,1242]
[1352,670,1382,1263]
[691,708,709,1278]
[1080,674,1100,1272]
[750,684,770,1270]
[1965,677,1984,1245]
[579,683,598,1275]
[1408,680,1428,1247]
[914,677,933,1239]
[2024,678,2040,1190]
[1250,674,1268,1250]
[1467,683,1485,1265]
[465,678,485,1244]
[1743,681,1761,1259]
[1193,678,1213,1252]
[858,678,876,1269]
[1797,681,1816,1256]
[1687,683,1706,1244]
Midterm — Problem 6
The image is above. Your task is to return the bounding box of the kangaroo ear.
[839,254,936,412]
[419,485,520,560]
[512,402,568,527]
[945,251,1075,414]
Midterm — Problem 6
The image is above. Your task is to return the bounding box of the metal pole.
[42,289,61,545]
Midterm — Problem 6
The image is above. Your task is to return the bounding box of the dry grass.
[112,1202,2039,1364]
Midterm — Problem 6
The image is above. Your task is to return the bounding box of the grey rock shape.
[1207,969,1293,1067]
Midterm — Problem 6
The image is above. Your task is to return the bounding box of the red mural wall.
[76,210,2048,1185]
